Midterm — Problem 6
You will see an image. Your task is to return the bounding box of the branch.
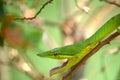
[75,0,91,13]
[14,0,53,20]
[100,0,120,7]
[6,49,50,80]
[62,32,120,80]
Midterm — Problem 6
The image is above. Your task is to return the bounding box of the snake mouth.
[50,60,68,76]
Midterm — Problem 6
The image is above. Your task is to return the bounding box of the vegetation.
[0,0,120,80]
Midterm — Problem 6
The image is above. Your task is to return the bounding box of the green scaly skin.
[38,14,120,76]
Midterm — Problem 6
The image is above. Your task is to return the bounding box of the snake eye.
[53,52,58,56]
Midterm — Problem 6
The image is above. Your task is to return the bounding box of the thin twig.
[14,0,53,20]
[100,0,120,7]
[75,0,91,13]
[63,32,120,80]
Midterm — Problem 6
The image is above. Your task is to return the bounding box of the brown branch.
[100,0,120,7]
[62,32,120,80]
[14,0,53,20]
[9,49,50,80]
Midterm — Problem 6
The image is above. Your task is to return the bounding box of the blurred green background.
[0,0,120,80]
